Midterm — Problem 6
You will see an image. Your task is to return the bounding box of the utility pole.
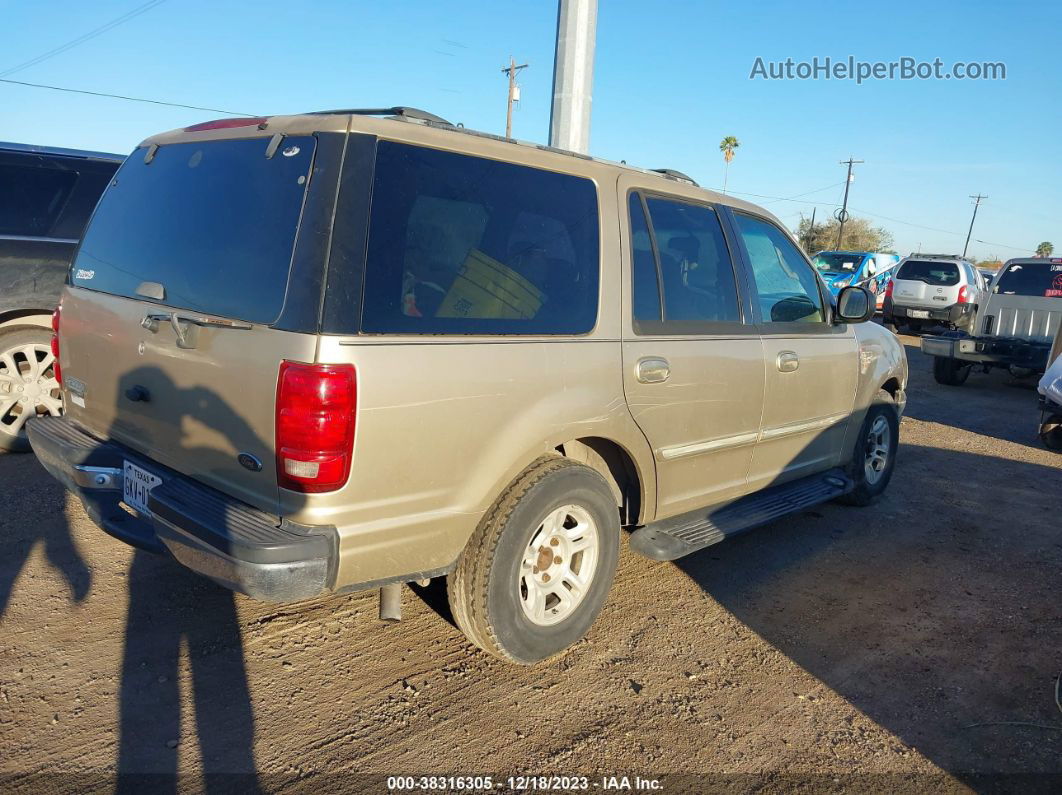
[807,206,816,252]
[962,194,987,257]
[834,157,863,249]
[549,0,598,153]
[501,56,529,139]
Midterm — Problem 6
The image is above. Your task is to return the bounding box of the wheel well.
[880,377,901,400]
[0,310,52,332]
[555,437,643,526]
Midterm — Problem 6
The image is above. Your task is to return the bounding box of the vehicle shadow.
[671,440,1062,785]
[110,366,282,792]
[899,338,1047,451]
[0,453,91,619]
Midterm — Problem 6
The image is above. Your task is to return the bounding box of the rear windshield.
[360,141,600,335]
[71,136,315,325]
[812,252,865,273]
[994,261,1062,298]
[897,259,960,286]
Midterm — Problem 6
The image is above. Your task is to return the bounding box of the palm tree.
[1035,241,1054,258]
[719,136,740,194]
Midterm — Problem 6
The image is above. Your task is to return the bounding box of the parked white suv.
[883,254,987,333]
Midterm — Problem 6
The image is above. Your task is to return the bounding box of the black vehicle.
[0,141,123,451]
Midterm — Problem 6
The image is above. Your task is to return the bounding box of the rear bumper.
[921,333,1052,370]
[884,299,974,325]
[26,416,338,602]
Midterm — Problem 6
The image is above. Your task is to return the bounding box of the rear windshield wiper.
[141,311,251,349]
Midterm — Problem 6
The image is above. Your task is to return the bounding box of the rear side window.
[71,137,315,325]
[897,259,960,286]
[360,141,600,335]
[994,262,1062,298]
[628,192,741,333]
[0,161,77,237]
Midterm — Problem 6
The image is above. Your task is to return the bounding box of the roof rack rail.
[308,106,453,125]
[651,168,699,186]
[910,253,963,259]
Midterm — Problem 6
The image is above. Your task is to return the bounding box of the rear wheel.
[0,327,63,452]
[448,457,620,664]
[840,393,899,507]
[933,356,971,386]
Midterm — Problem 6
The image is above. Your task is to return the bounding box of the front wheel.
[448,457,620,664]
[0,327,63,452]
[933,356,971,386]
[839,395,899,507]
[1040,414,1062,451]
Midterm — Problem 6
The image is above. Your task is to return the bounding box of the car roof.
[138,108,785,226]
[1002,257,1062,266]
[0,140,124,163]
[901,254,969,262]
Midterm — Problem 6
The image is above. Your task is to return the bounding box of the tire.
[448,456,620,664]
[933,356,971,386]
[1040,414,1062,452]
[0,327,63,453]
[839,392,899,507]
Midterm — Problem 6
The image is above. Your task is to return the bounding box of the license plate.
[123,461,161,517]
[908,309,930,319]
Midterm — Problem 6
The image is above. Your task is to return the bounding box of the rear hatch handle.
[141,312,252,349]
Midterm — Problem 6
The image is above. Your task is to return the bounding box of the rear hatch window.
[812,253,864,274]
[994,262,1062,298]
[896,259,959,286]
[71,136,315,325]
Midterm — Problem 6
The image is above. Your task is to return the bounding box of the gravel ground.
[1,334,1060,793]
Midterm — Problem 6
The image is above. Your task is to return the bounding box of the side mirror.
[835,286,875,324]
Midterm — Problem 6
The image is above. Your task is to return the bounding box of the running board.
[629,468,854,561]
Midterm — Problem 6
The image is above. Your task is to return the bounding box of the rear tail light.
[885,279,894,298]
[957,285,969,303]
[50,303,62,385]
[275,361,356,493]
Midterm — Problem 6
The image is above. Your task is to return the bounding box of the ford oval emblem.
[238,453,263,472]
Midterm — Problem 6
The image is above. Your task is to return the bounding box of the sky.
[2,0,1058,261]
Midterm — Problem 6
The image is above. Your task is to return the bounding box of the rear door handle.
[636,357,670,384]
[777,351,799,372]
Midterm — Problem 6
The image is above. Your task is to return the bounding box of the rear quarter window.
[359,142,600,335]
[0,160,77,237]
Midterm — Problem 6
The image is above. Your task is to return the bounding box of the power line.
[761,181,846,205]
[0,76,253,116]
[0,1,168,78]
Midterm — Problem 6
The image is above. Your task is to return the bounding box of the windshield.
[813,252,865,273]
[897,259,960,286]
[994,261,1062,298]
[71,136,315,325]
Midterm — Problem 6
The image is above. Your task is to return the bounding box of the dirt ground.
[1,334,1060,792]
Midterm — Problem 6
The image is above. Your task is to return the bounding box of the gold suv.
[28,108,907,664]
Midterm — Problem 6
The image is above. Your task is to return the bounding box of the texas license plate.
[908,309,930,319]
[123,461,161,517]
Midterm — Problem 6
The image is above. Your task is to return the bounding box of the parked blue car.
[812,250,900,310]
